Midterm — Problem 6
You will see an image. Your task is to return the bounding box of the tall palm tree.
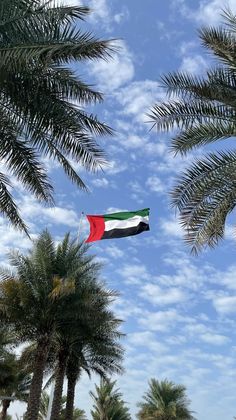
[90,379,131,420]
[137,379,195,420]
[63,317,124,420]
[49,289,123,420]
[149,9,236,253]
[0,231,114,420]
[0,0,113,232]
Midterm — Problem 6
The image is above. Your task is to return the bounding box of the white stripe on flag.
[105,215,149,232]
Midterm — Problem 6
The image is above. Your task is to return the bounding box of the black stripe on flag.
[102,222,149,240]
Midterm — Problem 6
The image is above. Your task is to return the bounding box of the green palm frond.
[0,126,53,203]
[172,120,236,154]
[0,173,27,233]
[172,151,236,253]
[0,29,114,71]
[137,379,195,420]
[199,26,236,67]
[161,69,236,105]
[0,0,114,231]
[149,9,236,250]
[42,141,87,190]
[149,100,235,133]
[90,379,131,420]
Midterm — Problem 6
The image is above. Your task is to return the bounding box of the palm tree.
[49,292,124,420]
[0,231,114,420]
[149,9,236,253]
[90,379,131,420]
[38,392,87,419]
[137,379,195,420]
[0,325,16,388]
[63,316,124,420]
[37,264,123,420]
[0,352,31,420]
[0,0,113,232]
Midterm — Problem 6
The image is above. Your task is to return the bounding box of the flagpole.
[78,211,84,241]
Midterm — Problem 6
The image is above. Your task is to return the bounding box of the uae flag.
[85,208,150,243]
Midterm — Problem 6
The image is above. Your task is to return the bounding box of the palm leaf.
[172,151,236,253]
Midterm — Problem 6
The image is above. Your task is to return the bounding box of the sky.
[7,0,236,419]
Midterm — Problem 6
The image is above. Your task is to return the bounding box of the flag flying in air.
[85,208,150,243]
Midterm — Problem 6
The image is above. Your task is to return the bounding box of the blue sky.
[7,1,236,419]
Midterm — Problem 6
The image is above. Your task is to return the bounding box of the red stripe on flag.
[85,215,105,243]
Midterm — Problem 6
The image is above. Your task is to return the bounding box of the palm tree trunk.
[50,350,68,420]
[0,400,10,420]
[65,370,77,420]
[24,339,50,420]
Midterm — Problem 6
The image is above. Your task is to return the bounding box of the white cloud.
[225,224,236,242]
[114,8,129,24]
[213,296,236,315]
[139,309,186,332]
[176,0,236,25]
[195,0,236,25]
[91,177,110,188]
[185,323,231,346]
[116,80,165,122]
[160,216,183,238]
[129,181,144,195]
[89,40,134,92]
[156,252,209,291]
[215,265,236,290]
[180,54,208,74]
[200,332,230,346]
[144,141,168,156]
[146,176,165,193]
[104,159,127,175]
[0,220,37,264]
[141,283,188,306]
[179,40,198,56]
[20,197,79,227]
[117,263,150,285]
[43,207,79,227]
[105,245,124,258]
[128,331,168,353]
[87,0,111,25]
[121,134,144,150]
[84,0,129,30]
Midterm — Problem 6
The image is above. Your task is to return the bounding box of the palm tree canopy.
[149,9,236,253]
[0,354,31,402]
[90,378,131,420]
[0,231,122,419]
[0,231,107,344]
[0,325,19,389]
[0,0,113,233]
[137,379,195,420]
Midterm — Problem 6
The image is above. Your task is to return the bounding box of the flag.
[85,208,150,243]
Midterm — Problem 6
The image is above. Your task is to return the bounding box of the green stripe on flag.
[103,208,149,221]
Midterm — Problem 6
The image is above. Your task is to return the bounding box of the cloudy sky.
[7,1,236,419]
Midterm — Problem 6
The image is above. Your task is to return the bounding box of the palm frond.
[44,141,88,191]
[172,151,236,253]
[149,100,235,132]
[161,69,236,105]
[172,120,236,154]
[0,172,27,233]
[199,26,236,67]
